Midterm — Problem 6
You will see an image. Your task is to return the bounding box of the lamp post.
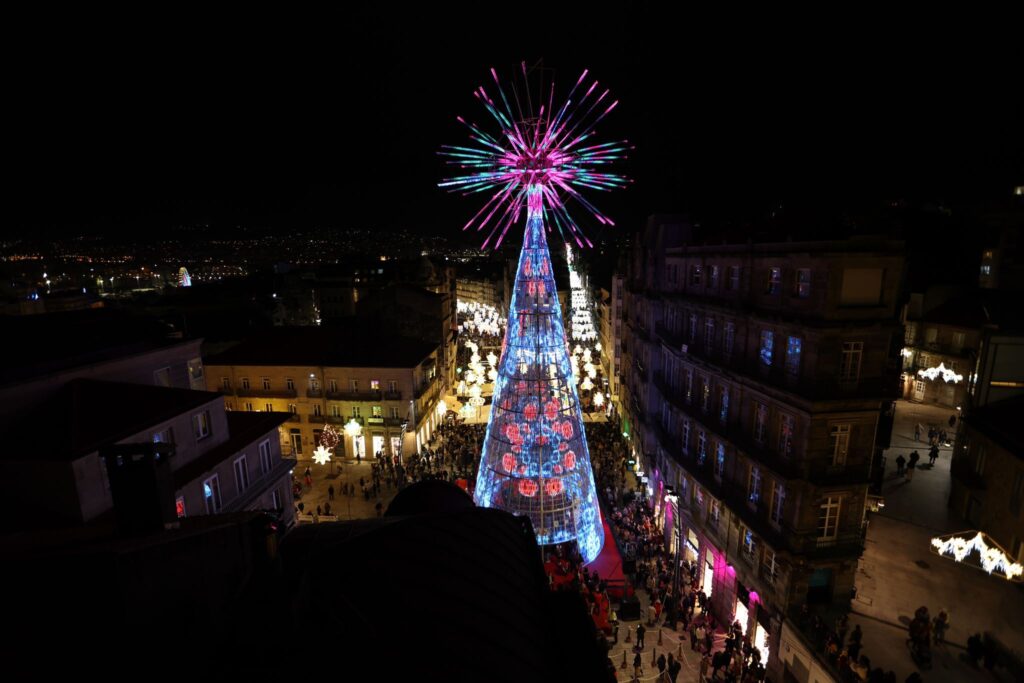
[343,418,363,519]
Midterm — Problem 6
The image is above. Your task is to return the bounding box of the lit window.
[371,380,381,391]
[203,475,222,514]
[818,497,841,540]
[719,387,729,424]
[779,414,795,457]
[372,405,383,417]
[754,403,768,443]
[175,497,186,518]
[743,529,757,562]
[697,430,707,465]
[770,483,786,524]
[840,342,863,381]
[831,424,850,466]
[786,336,802,375]
[795,268,811,298]
[760,330,774,366]
[685,369,694,403]
[715,442,726,478]
[690,265,702,286]
[748,466,761,503]
[766,267,781,294]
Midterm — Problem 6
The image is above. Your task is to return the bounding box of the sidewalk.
[851,400,1024,682]
[293,456,399,521]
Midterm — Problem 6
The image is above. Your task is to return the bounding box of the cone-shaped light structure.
[474,187,604,563]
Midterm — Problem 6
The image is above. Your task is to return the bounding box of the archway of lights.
[439,63,630,563]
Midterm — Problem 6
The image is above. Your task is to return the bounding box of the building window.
[754,403,768,443]
[701,377,711,412]
[785,336,802,375]
[175,496,186,518]
[286,378,295,391]
[390,407,400,419]
[728,266,741,291]
[697,430,707,465]
[313,404,322,417]
[762,548,777,584]
[203,475,222,514]
[760,330,774,366]
[795,268,811,298]
[288,403,297,415]
[245,402,254,412]
[748,466,762,503]
[770,483,786,525]
[925,328,938,344]
[704,319,715,350]
[372,405,383,417]
[262,377,271,390]
[714,443,726,479]
[719,387,729,425]
[234,455,250,494]
[709,499,721,528]
[779,414,795,457]
[980,264,991,275]
[259,440,272,475]
[221,377,231,391]
[743,529,757,562]
[840,342,863,381]
[690,265,702,286]
[153,367,172,387]
[685,369,694,404]
[264,403,273,413]
[192,411,212,440]
[682,419,691,453]
[709,265,720,289]
[766,267,782,294]
[952,331,966,349]
[371,380,381,391]
[152,427,174,444]
[350,379,359,392]
[331,404,341,417]
[831,424,850,466]
[723,322,735,358]
[241,377,250,390]
[388,380,397,393]
[688,314,698,342]
[352,406,362,417]
[271,488,282,511]
[818,497,841,541]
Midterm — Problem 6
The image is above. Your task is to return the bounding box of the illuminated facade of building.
[619,217,904,678]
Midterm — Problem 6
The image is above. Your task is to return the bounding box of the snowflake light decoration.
[312,445,332,466]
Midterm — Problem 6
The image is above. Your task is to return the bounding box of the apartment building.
[618,217,903,680]
[598,272,625,403]
[205,327,443,461]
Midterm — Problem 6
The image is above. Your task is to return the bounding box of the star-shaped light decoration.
[312,445,332,466]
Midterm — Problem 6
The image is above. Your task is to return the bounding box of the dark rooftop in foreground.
[1,379,223,461]
[0,309,188,386]
[205,326,438,368]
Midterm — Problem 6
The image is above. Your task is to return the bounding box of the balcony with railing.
[383,390,403,400]
[306,388,323,398]
[327,390,383,401]
[307,414,327,424]
[236,387,298,399]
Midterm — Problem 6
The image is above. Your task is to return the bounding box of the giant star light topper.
[439,62,631,563]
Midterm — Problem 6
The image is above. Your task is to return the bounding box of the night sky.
[7,9,1022,240]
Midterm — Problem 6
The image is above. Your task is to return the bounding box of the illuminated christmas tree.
[439,63,630,563]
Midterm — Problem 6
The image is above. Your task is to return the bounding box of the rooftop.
[173,411,291,488]
[0,308,191,387]
[205,327,438,369]
[1,378,222,461]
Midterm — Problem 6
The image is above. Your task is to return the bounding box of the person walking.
[929,444,940,466]
[914,423,921,441]
[633,651,643,680]
[327,484,335,501]
[895,453,906,476]
[906,450,920,481]
[656,652,667,681]
[667,653,681,683]
[636,623,646,650]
